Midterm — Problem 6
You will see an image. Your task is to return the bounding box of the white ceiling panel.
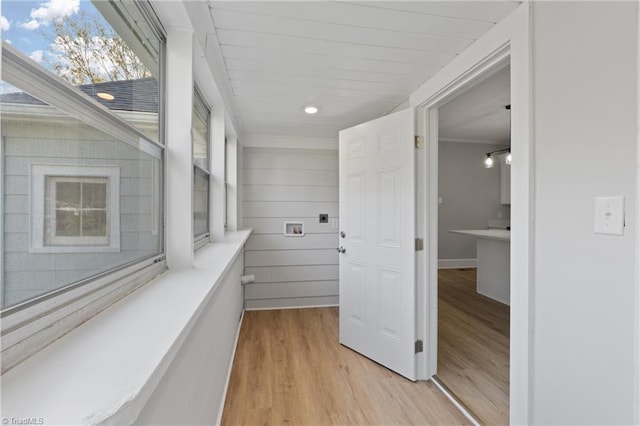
[240,115,357,128]
[210,2,496,38]
[228,70,418,92]
[193,1,522,138]
[439,66,511,144]
[237,102,390,119]
[221,46,443,75]
[211,9,474,53]
[230,82,408,102]
[344,2,521,23]
[216,30,457,65]
[225,59,425,83]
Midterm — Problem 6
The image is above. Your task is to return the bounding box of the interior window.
[192,87,210,242]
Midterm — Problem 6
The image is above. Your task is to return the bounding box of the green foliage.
[45,10,151,85]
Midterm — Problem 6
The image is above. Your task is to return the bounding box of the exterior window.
[0,0,165,311]
[29,165,120,252]
[193,87,210,243]
[50,178,108,241]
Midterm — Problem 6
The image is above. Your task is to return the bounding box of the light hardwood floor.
[437,268,510,425]
[222,308,470,425]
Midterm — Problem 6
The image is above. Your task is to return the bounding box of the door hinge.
[415,238,424,251]
[415,339,424,353]
[414,135,424,149]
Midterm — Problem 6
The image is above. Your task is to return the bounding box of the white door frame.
[636,2,640,420]
[411,4,532,424]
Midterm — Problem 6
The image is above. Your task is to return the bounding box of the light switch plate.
[594,196,625,235]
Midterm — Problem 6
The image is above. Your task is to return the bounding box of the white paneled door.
[338,109,416,380]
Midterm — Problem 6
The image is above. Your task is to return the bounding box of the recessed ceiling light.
[304,105,319,114]
[97,92,115,101]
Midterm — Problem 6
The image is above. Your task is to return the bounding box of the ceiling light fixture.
[484,104,513,168]
[303,105,319,114]
[97,92,115,101]
[484,147,511,168]
[484,154,495,168]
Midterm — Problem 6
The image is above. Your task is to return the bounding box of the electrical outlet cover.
[594,196,624,235]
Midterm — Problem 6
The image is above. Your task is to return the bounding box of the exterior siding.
[2,116,161,307]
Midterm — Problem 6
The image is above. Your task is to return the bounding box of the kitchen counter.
[449,229,510,242]
[449,229,510,305]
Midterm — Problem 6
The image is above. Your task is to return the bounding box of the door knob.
[337,246,346,254]
[340,231,346,238]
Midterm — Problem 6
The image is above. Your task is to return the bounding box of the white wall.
[438,141,510,264]
[135,253,244,425]
[242,145,339,309]
[531,2,638,424]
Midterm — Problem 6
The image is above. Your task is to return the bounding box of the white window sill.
[0,230,252,425]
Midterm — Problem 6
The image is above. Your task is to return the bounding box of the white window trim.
[30,164,121,253]
[46,176,109,246]
[1,254,166,373]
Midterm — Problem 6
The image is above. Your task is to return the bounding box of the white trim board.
[410,4,532,424]
[0,136,4,309]
[245,303,339,311]
[636,1,640,421]
[438,259,478,269]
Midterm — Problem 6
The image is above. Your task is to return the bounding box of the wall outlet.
[319,213,329,223]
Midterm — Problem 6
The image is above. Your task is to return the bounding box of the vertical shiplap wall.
[242,147,339,309]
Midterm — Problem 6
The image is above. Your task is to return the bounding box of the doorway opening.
[432,65,511,424]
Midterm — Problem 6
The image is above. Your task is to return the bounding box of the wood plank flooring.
[222,308,470,425]
[437,268,510,425]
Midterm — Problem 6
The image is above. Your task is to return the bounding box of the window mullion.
[79,183,84,238]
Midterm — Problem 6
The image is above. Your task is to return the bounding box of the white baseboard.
[244,295,339,310]
[438,259,477,269]
[245,303,339,311]
[215,309,245,426]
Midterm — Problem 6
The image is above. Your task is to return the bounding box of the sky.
[1,0,100,66]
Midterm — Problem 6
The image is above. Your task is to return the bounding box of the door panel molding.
[339,108,416,380]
